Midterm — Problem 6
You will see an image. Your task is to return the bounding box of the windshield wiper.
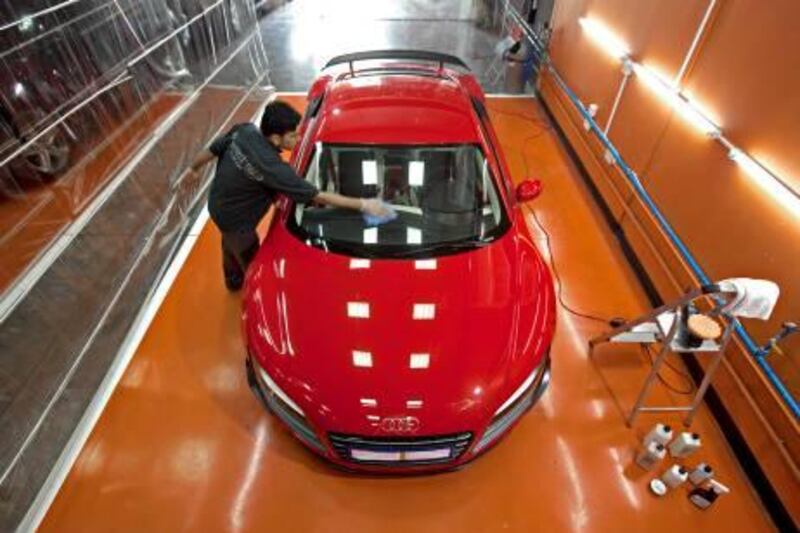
[387,237,493,258]
[306,236,493,259]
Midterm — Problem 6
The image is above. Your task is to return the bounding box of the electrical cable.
[523,203,618,325]
[517,123,695,394]
[517,132,621,326]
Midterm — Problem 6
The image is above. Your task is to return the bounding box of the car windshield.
[288,144,511,258]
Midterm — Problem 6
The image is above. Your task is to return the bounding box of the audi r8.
[244,50,555,472]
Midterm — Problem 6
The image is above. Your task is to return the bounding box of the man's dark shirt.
[207,123,318,232]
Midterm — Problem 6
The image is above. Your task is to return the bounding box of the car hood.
[243,216,555,436]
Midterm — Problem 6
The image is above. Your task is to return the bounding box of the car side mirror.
[516,179,542,202]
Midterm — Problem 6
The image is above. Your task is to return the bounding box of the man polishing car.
[189,100,392,290]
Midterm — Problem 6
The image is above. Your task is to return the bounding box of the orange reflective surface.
[0,92,183,292]
[40,96,773,532]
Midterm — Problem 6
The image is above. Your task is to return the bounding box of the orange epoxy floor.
[40,96,773,532]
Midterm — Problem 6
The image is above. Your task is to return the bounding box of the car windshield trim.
[286,142,511,259]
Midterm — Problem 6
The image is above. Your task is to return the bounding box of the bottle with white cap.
[689,463,714,486]
[689,480,730,509]
[636,441,667,470]
[661,464,689,488]
[669,432,701,458]
[643,423,673,447]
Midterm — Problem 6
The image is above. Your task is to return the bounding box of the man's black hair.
[260,100,302,137]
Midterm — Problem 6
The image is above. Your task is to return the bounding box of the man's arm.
[231,129,391,216]
[187,126,238,174]
[189,150,216,172]
[314,191,363,211]
[313,192,390,217]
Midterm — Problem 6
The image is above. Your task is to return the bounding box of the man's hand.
[360,198,393,217]
[173,167,201,191]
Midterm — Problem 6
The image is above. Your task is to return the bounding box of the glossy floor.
[40,96,774,532]
[253,0,505,92]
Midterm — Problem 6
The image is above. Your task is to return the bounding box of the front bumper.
[245,352,551,473]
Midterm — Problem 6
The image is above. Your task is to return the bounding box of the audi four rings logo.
[377,416,421,433]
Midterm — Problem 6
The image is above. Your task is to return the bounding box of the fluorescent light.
[18,16,34,32]
[362,160,378,185]
[275,257,286,279]
[633,63,720,136]
[409,353,430,369]
[406,227,422,244]
[409,161,425,186]
[729,149,800,218]
[352,350,373,368]
[579,17,631,60]
[413,303,436,320]
[349,259,371,269]
[363,227,378,244]
[406,400,423,409]
[682,89,722,129]
[360,398,377,407]
[678,98,722,136]
[347,302,370,318]
[414,259,437,270]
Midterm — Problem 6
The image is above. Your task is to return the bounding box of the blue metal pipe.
[544,64,800,419]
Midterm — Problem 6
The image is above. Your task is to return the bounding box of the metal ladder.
[589,284,739,427]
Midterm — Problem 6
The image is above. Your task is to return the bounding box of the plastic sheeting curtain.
[0,1,269,290]
[0,1,271,529]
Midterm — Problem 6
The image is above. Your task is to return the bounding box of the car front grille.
[328,432,473,466]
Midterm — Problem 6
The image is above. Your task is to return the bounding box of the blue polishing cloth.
[362,202,398,226]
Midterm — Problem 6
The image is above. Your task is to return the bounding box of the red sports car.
[244,50,555,472]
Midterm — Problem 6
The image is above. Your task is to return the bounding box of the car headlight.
[256,363,305,416]
[252,361,326,454]
[473,354,550,454]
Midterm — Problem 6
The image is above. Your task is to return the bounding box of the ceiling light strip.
[579,15,798,216]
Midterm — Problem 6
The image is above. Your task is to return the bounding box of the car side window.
[471,97,515,202]
[303,95,324,123]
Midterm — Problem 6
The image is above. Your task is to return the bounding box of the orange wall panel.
[540,0,800,525]
[606,79,674,177]
[683,0,800,189]
[642,113,800,378]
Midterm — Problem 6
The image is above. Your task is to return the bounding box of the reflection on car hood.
[243,220,555,436]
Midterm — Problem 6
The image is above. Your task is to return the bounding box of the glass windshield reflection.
[290,143,510,258]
